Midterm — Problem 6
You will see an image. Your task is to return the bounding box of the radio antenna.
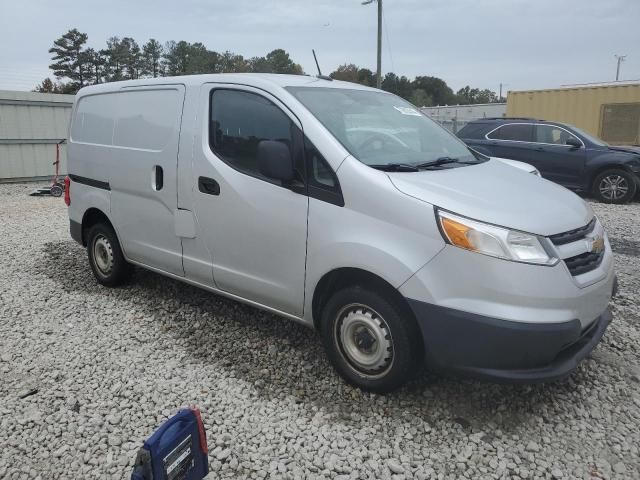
[312,50,333,81]
[312,49,322,76]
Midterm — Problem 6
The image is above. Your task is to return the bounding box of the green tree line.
[36,29,502,106]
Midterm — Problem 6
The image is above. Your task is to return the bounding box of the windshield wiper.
[415,157,460,169]
[369,163,420,172]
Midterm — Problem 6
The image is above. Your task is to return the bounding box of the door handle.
[198,176,220,195]
[154,165,164,191]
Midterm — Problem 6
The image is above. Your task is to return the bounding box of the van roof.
[76,73,379,97]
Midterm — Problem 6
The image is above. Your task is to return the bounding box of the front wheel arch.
[311,267,417,332]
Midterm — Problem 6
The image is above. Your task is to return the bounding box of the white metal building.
[0,90,74,182]
[421,103,506,134]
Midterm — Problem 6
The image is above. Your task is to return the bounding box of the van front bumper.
[407,299,613,382]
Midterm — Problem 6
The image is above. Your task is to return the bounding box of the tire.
[592,169,637,204]
[50,185,63,197]
[86,223,133,287]
[320,285,423,393]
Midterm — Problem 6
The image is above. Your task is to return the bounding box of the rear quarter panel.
[67,91,115,227]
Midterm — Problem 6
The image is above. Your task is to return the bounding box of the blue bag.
[131,407,209,480]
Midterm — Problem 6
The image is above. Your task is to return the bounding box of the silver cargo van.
[66,74,616,392]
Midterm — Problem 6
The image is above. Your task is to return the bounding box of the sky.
[1,0,639,94]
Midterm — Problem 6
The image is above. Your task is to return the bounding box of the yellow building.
[506,81,640,145]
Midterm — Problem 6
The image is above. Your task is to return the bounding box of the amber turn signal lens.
[440,216,476,250]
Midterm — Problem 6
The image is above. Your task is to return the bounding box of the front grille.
[564,250,604,276]
[549,218,596,246]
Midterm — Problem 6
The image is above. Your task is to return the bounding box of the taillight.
[64,176,71,206]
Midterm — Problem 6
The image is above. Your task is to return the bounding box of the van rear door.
[109,86,186,276]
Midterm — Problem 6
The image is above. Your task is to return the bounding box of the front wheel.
[592,169,637,203]
[320,286,423,393]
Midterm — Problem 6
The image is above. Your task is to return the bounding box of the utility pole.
[615,54,626,81]
[362,0,382,89]
[499,83,503,102]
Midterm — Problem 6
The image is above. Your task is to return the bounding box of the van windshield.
[286,86,481,169]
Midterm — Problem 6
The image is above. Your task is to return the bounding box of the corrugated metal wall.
[506,82,640,145]
[0,90,74,181]
[421,103,506,133]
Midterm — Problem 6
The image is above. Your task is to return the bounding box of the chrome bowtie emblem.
[590,236,605,254]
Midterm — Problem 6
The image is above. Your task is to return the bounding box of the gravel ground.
[1,182,639,480]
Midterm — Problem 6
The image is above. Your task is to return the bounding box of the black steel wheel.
[86,223,133,286]
[320,285,422,393]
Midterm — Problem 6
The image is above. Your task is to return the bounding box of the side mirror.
[258,140,294,182]
[566,137,582,148]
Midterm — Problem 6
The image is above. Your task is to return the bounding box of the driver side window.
[534,125,580,146]
[209,89,296,181]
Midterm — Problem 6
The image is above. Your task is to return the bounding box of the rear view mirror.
[566,137,582,148]
[258,140,294,182]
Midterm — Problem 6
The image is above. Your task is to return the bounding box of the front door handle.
[154,165,164,191]
[198,176,220,195]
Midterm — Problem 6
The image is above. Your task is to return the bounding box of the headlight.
[437,210,558,265]
[531,169,542,177]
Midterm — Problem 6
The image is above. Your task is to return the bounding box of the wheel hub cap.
[335,304,394,378]
[93,235,114,275]
[600,175,629,200]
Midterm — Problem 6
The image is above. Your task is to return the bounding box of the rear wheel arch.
[81,208,114,246]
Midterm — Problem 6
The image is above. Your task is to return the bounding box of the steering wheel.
[359,134,401,153]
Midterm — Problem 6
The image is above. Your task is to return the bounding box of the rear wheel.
[86,223,132,286]
[320,286,422,393]
[592,169,637,203]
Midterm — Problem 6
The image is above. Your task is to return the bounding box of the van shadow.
[37,240,597,433]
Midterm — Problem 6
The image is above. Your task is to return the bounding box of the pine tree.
[104,37,126,81]
[162,41,191,76]
[34,78,61,93]
[48,29,89,89]
[83,48,107,84]
[121,37,142,79]
[142,39,164,77]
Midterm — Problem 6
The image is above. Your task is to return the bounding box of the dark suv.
[457,118,640,203]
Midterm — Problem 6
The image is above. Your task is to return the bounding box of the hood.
[388,159,593,236]
[609,145,640,155]
[491,157,536,173]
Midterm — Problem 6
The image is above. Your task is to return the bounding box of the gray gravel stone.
[613,461,627,474]
[387,459,404,474]
[526,441,540,452]
[1,183,640,479]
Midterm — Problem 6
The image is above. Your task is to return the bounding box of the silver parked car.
[65,74,616,392]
